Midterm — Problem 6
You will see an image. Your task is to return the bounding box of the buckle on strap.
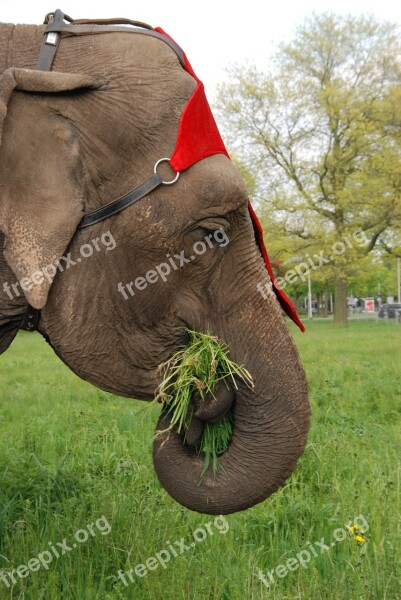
[20,306,41,332]
[45,32,59,46]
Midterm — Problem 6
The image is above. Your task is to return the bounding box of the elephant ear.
[0,232,28,354]
[0,68,104,309]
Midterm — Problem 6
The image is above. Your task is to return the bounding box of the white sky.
[2,0,401,96]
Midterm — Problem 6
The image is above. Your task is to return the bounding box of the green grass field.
[0,321,400,599]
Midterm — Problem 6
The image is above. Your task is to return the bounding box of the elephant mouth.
[182,380,236,449]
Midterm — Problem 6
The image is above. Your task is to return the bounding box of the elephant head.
[0,21,309,514]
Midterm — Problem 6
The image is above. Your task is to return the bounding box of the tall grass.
[0,320,400,599]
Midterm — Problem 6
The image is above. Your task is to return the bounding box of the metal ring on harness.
[154,158,180,185]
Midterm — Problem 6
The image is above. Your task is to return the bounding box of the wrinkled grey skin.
[0,22,310,514]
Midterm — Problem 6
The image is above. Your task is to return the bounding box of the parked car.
[378,303,401,318]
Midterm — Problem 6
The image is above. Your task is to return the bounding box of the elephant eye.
[191,217,230,235]
[185,218,231,252]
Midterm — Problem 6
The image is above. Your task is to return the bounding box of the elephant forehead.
[176,154,247,214]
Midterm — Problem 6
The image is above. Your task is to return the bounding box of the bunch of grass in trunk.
[155,330,253,476]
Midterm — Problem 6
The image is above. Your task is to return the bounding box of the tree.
[217,13,401,326]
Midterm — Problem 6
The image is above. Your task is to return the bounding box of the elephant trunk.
[153,301,310,514]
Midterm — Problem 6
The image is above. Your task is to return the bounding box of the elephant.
[0,12,310,514]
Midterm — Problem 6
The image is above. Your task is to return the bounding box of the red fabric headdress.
[156,28,305,332]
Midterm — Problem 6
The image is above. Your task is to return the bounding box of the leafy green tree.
[218,13,401,326]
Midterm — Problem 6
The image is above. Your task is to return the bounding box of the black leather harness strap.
[20,306,41,332]
[44,16,185,66]
[79,173,163,229]
[36,9,65,71]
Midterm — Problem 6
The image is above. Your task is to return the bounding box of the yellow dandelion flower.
[354,535,366,543]
[347,525,357,532]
